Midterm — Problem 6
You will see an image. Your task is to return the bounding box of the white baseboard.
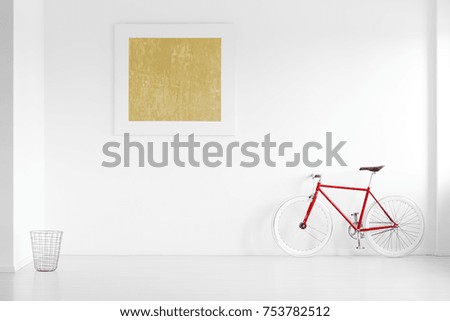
[226,248,435,256]
[14,256,32,271]
[0,265,15,273]
[0,256,32,273]
[61,248,437,256]
[434,250,450,256]
[260,249,435,256]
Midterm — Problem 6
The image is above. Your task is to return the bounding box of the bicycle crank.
[356,231,365,250]
[347,212,361,240]
[348,226,358,239]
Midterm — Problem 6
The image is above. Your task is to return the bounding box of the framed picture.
[114,24,235,135]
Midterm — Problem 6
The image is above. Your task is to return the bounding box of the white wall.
[0,0,15,271]
[13,0,46,269]
[45,0,435,255]
[437,0,450,255]
[0,0,45,272]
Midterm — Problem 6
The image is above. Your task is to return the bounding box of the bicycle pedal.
[356,246,365,250]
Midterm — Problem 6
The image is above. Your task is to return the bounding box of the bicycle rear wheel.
[364,196,424,257]
[273,196,332,257]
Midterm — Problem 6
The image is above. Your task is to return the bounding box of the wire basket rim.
[30,230,63,233]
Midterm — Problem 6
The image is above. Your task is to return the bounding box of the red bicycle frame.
[302,181,398,232]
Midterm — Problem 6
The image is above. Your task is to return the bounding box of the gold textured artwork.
[128,38,221,121]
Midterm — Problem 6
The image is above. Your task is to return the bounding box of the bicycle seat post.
[368,172,376,188]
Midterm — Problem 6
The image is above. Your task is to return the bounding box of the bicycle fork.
[300,186,320,229]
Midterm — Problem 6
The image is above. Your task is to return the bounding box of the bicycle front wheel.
[273,196,332,257]
[364,196,425,257]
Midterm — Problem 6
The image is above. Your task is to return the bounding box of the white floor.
[0,256,449,300]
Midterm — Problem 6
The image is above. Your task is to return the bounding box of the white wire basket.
[30,230,63,272]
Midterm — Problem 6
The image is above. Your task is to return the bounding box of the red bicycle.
[273,166,425,257]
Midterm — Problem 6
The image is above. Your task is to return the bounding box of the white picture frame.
[114,24,235,136]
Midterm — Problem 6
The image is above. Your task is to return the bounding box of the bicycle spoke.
[387,201,396,221]
[400,222,421,227]
[370,228,393,236]
[303,228,323,243]
[394,200,402,220]
[397,233,406,249]
[401,216,420,226]
[372,232,385,243]
[371,209,387,223]
[397,231,412,248]
[397,207,415,223]
[369,221,392,225]
[376,230,391,247]
[399,227,419,239]
[396,230,400,252]
[307,224,328,236]
[379,229,394,250]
